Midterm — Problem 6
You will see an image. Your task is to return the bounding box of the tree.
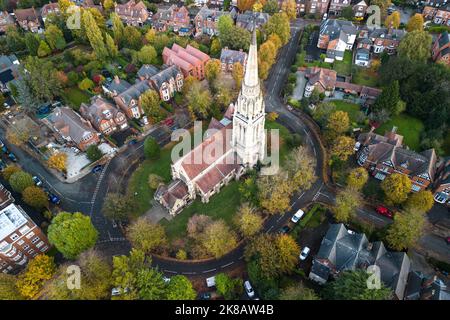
[143,136,160,159]
[85,145,103,162]
[140,89,164,123]
[281,0,297,20]
[384,11,400,28]
[210,37,222,57]
[279,284,320,300]
[105,33,118,59]
[47,153,68,172]
[148,174,164,189]
[186,82,212,119]
[5,26,26,53]
[285,146,317,191]
[406,13,424,32]
[372,80,401,115]
[22,186,49,209]
[102,193,136,222]
[83,10,108,59]
[386,209,425,251]
[79,77,95,91]
[332,187,361,222]
[2,165,21,181]
[137,45,157,65]
[187,214,213,238]
[398,30,432,63]
[136,268,166,300]
[312,101,336,127]
[404,190,434,213]
[326,110,350,136]
[341,5,354,20]
[218,15,251,51]
[37,40,51,57]
[200,220,238,258]
[276,234,300,273]
[126,217,168,254]
[44,24,66,51]
[112,12,124,46]
[346,167,369,191]
[233,203,263,237]
[214,85,233,108]
[166,275,197,300]
[263,0,279,14]
[16,255,56,299]
[215,273,243,300]
[257,172,293,214]
[123,26,142,50]
[144,28,156,44]
[205,59,221,87]
[323,270,392,300]
[24,32,41,56]
[265,12,291,45]
[330,136,355,161]
[370,0,392,21]
[232,62,244,89]
[0,274,23,300]
[6,125,31,146]
[9,171,34,193]
[48,212,99,259]
[238,0,257,12]
[381,173,412,205]
[182,75,197,96]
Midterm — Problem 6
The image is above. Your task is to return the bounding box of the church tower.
[232,27,266,167]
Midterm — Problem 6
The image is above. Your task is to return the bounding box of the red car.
[376,205,394,219]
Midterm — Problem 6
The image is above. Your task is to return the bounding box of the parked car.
[354,141,361,152]
[291,209,305,223]
[347,229,356,235]
[92,165,103,174]
[1,145,8,153]
[199,292,212,300]
[279,225,290,234]
[48,192,61,205]
[0,139,4,147]
[299,247,311,261]
[376,205,394,219]
[111,288,120,296]
[287,105,293,111]
[71,147,80,154]
[206,276,216,288]
[32,176,43,187]
[128,139,137,146]
[8,152,17,162]
[434,192,449,204]
[244,280,255,298]
[0,160,6,171]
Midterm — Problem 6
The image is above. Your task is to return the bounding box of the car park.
[279,225,290,234]
[299,247,311,261]
[376,205,394,219]
[244,280,255,298]
[32,176,43,187]
[291,209,305,223]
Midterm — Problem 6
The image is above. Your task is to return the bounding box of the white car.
[291,209,305,223]
[354,141,361,152]
[244,280,255,298]
[347,229,356,235]
[299,247,310,261]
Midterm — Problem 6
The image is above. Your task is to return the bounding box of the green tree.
[86,144,103,162]
[24,32,41,56]
[265,12,291,45]
[312,101,336,127]
[48,212,99,259]
[5,26,26,52]
[372,80,401,115]
[346,167,369,191]
[148,174,164,190]
[398,30,432,63]
[404,190,434,213]
[140,89,164,123]
[44,24,66,50]
[332,187,361,222]
[386,209,425,251]
[381,173,411,205]
[9,171,34,193]
[102,192,136,222]
[136,268,166,300]
[323,270,392,300]
[263,0,280,14]
[112,12,124,46]
[166,275,197,300]
[37,40,51,57]
[406,13,424,32]
[330,135,355,161]
[137,45,157,65]
[105,33,118,58]
[215,273,243,300]
[341,5,354,20]
[143,136,160,159]
[78,78,95,91]
[16,255,56,299]
[210,37,222,57]
[186,81,212,119]
[285,146,317,191]
[126,217,168,254]
[123,26,142,50]
[279,284,320,300]
[22,186,49,209]
[22,56,62,102]
[83,10,107,59]
[233,203,263,237]
[200,220,238,258]
[2,165,21,181]
[0,274,23,300]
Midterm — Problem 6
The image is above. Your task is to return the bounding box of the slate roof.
[48,107,98,144]
[438,31,449,48]
[405,271,450,300]
[311,223,411,300]
[106,77,132,95]
[79,96,123,129]
[195,5,229,20]
[220,48,247,66]
[236,11,269,32]
[156,179,189,210]
[137,65,160,79]
[320,19,357,42]
[117,80,150,105]
[149,65,182,89]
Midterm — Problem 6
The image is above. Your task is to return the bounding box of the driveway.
[292,71,306,100]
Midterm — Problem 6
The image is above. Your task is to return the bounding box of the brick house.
[0,55,20,93]
[277,0,307,15]
[14,8,41,32]
[152,4,191,35]
[114,0,148,26]
[46,106,100,151]
[353,0,368,19]
[433,157,449,205]
[194,5,229,36]
[0,185,51,274]
[79,96,128,135]
[328,0,352,16]
[423,5,450,26]
[318,19,357,63]
[236,10,269,32]
[113,80,149,120]
[102,76,132,98]
[40,2,60,22]
[220,47,247,72]
[432,32,450,66]
[305,0,330,16]
[303,66,337,97]
[0,11,14,34]
[163,44,210,80]
[137,64,184,102]
[356,27,406,56]
[356,127,437,192]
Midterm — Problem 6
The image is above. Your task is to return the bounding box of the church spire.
[243,27,259,88]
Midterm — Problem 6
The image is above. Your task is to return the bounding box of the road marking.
[221,262,234,269]
[182,271,197,275]
[202,269,217,273]
[266,225,274,233]
[238,255,244,260]
[163,270,178,274]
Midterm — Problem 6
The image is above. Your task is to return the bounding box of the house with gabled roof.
[163,43,210,80]
[317,19,357,63]
[432,31,450,66]
[114,0,148,26]
[113,80,149,120]
[356,127,437,192]
[433,157,450,205]
[137,64,184,101]
[40,2,60,22]
[236,11,269,32]
[220,47,247,72]
[353,0,368,19]
[0,11,14,34]
[194,5,229,37]
[309,223,411,300]
[303,66,337,97]
[102,76,132,98]
[14,7,41,32]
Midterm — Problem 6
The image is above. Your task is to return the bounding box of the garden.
[374,114,424,151]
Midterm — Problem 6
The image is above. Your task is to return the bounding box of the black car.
[199,292,211,300]
[279,225,291,234]
[0,159,6,170]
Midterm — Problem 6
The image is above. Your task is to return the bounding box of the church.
[155,28,266,216]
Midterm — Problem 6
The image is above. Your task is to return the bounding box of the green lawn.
[62,87,92,110]
[333,51,352,76]
[374,114,424,151]
[160,181,241,241]
[352,67,379,87]
[331,100,363,124]
[265,119,291,165]
[127,144,174,217]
